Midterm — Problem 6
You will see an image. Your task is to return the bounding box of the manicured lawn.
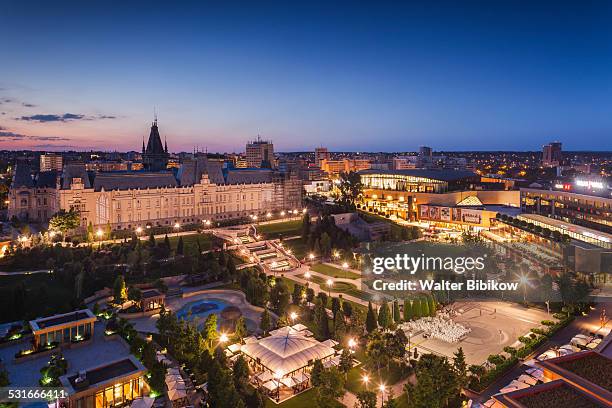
[311,263,360,279]
[303,275,373,302]
[257,220,302,239]
[283,239,309,260]
[264,388,342,408]
[345,356,411,394]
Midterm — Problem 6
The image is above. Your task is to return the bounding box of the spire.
[165,137,168,153]
[142,136,145,154]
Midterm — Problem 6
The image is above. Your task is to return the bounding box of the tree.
[403,299,412,321]
[366,301,378,333]
[207,361,245,408]
[259,308,271,335]
[378,300,392,330]
[301,212,311,242]
[48,208,80,240]
[292,283,304,305]
[427,295,437,316]
[404,354,460,408]
[314,298,330,338]
[164,235,171,250]
[203,314,219,352]
[234,316,248,342]
[310,359,325,387]
[420,297,430,317]
[338,348,353,379]
[176,236,184,255]
[320,232,332,258]
[337,171,363,210]
[342,301,353,318]
[453,347,468,388]
[270,280,290,315]
[314,367,345,408]
[412,298,422,319]
[127,286,142,303]
[113,275,127,304]
[333,310,347,341]
[232,355,249,392]
[393,300,401,323]
[355,391,377,408]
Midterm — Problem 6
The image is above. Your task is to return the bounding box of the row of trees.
[301,213,358,259]
[365,295,438,333]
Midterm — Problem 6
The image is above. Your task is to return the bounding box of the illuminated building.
[59,356,149,408]
[359,169,518,225]
[542,141,563,167]
[320,158,371,175]
[314,147,329,167]
[30,309,97,350]
[40,153,63,172]
[8,122,302,228]
[246,136,275,168]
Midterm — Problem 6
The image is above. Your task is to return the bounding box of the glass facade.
[361,173,448,193]
[75,377,144,408]
[35,322,93,349]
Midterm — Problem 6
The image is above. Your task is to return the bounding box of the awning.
[291,372,309,383]
[280,377,296,388]
[291,324,308,332]
[256,371,272,383]
[131,397,155,408]
[168,388,187,401]
[228,343,242,353]
[262,380,280,391]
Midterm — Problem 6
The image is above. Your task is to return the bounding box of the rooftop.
[141,289,163,299]
[30,309,96,331]
[555,352,612,392]
[359,168,478,182]
[494,379,607,408]
[62,356,145,393]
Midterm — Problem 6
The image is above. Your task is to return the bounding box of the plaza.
[405,300,550,365]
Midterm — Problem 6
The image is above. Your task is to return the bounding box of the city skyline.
[1,1,612,152]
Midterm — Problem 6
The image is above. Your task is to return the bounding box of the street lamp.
[342,261,349,279]
[379,384,386,407]
[219,333,229,343]
[333,250,340,260]
[362,374,370,390]
[135,226,143,234]
[173,222,180,237]
[96,229,103,249]
[309,253,315,261]
[348,338,357,353]
[518,274,529,304]
[266,212,272,218]
[290,312,298,324]
[304,271,311,279]
[327,279,333,296]
[280,211,286,216]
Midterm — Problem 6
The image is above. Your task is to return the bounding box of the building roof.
[224,168,274,184]
[359,168,478,182]
[61,355,146,394]
[518,214,612,244]
[93,171,178,191]
[62,164,92,189]
[240,327,335,376]
[141,289,163,299]
[30,309,96,332]
[12,165,58,188]
[494,379,608,408]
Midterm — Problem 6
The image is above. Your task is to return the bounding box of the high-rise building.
[40,153,63,172]
[419,146,433,158]
[314,147,329,167]
[542,142,562,167]
[246,136,274,168]
[142,119,169,171]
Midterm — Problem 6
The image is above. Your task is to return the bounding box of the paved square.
[408,301,550,365]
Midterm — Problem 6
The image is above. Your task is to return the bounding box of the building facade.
[40,153,63,172]
[9,125,302,229]
[542,141,562,167]
[246,136,275,168]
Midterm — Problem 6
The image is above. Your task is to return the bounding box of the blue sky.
[1,0,611,152]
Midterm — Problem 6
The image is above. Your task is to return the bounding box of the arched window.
[96,195,109,225]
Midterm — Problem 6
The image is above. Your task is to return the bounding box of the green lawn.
[264,388,342,408]
[302,274,373,302]
[311,263,360,279]
[257,220,303,239]
[283,239,308,260]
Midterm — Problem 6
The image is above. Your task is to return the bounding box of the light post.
[173,222,180,237]
[342,261,349,279]
[219,333,229,344]
[327,279,333,297]
[519,274,528,304]
[362,374,370,390]
[309,253,315,262]
[545,300,550,316]
[304,271,311,279]
[379,384,386,407]
[96,229,103,249]
[136,226,143,235]
[348,338,356,354]
[290,312,298,325]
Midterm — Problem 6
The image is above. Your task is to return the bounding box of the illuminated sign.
[576,180,604,189]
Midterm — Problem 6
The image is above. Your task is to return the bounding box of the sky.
[1,0,611,152]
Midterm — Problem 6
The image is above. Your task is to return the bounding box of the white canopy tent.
[241,331,335,378]
[168,388,187,401]
[130,397,155,408]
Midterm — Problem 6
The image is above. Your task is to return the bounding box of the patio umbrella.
[262,380,280,392]
[256,371,272,383]
[168,388,187,401]
[131,397,155,408]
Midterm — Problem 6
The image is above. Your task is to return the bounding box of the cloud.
[0,128,71,142]
[0,98,13,105]
[17,112,118,122]
[22,103,37,108]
